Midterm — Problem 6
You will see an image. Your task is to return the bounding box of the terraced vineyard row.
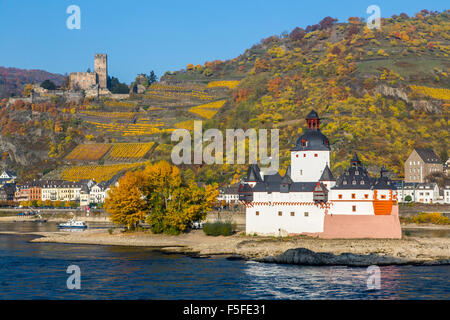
[60,162,147,182]
[65,144,111,161]
[87,121,173,136]
[106,142,154,160]
[206,80,240,89]
[146,83,214,101]
[189,100,227,119]
[65,143,157,161]
[80,111,139,120]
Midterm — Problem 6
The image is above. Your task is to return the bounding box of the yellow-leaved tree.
[104,170,148,229]
[105,161,218,234]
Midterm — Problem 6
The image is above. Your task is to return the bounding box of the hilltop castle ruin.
[69,54,109,94]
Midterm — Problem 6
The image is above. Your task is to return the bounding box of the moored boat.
[58,218,87,229]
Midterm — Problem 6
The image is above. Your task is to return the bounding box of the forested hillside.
[164,10,449,178]
[0,67,66,98]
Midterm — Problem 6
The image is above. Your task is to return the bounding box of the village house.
[395,181,445,204]
[0,184,16,202]
[41,180,64,201]
[404,148,443,183]
[217,184,240,204]
[0,170,17,185]
[14,183,30,203]
[444,185,450,204]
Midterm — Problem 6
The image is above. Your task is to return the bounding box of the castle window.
[351,194,356,199]
[381,195,386,199]
[301,139,307,147]
[303,154,306,157]
[304,212,309,217]
[314,154,318,157]
[338,194,342,199]
[278,211,283,216]
[352,206,356,212]
[364,194,369,199]
[256,211,259,216]
[290,212,295,216]
[300,170,303,176]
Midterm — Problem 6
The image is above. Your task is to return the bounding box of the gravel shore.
[5,227,446,266]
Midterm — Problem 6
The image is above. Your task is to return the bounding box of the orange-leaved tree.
[105,161,218,234]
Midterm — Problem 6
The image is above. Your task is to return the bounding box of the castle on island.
[239,110,402,239]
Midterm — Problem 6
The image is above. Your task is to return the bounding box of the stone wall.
[69,72,97,90]
[318,205,402,239]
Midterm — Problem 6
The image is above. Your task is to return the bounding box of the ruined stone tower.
[94,54,108,89]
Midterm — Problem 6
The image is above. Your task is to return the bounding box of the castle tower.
[290,110,331,182]
[94,54,108,89]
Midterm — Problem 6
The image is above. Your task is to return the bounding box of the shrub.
[412,212,449,225]
[203,221,235,236]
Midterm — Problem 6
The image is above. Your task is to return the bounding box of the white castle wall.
[246,191,325,235]
[329,189,375,215]
[291,150,330,182]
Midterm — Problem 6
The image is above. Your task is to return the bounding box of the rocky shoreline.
[2,227,449,266]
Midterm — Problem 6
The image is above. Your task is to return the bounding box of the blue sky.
[0,0,447,83]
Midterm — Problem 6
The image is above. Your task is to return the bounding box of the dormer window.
[352,180,356,185]
[343,181,347,185]
[360,180,365,185]
[301,139,307,147]
[355,171,359,175]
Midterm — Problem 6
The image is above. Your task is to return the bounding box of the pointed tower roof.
[306,109,319,120]
[319,164,335,181]
[285,165,291,178]
[281,167,293,184]
[245,164,263,182]
[350,152,362,166]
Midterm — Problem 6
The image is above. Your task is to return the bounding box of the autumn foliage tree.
[105,161,218,234]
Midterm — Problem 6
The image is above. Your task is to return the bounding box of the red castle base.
[300,205,402,239]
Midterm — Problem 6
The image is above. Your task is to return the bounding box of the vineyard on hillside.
[207,80,240,89]
[189,100,227,119]
[86,121,173,136]
[60,162,147,182]
[106,142,155,160]
[65,144,111,161]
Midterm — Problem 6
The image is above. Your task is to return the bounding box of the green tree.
[40,80,57,90]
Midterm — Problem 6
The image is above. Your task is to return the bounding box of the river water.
[0,222,448,300]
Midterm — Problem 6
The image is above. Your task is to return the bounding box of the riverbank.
[1,224,447,266]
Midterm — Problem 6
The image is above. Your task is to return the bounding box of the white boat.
[58,218,87,229]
